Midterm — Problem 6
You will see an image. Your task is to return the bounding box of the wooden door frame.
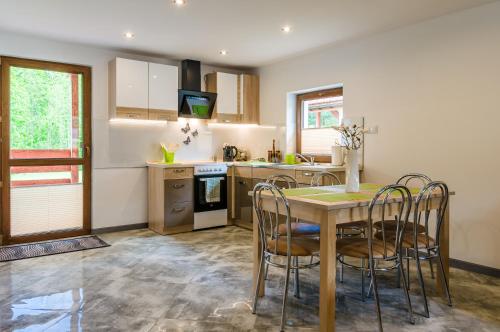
[1,56,92,244]
[296,87,343,163]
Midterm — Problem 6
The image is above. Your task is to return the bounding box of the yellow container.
[285,153,296,165]
[162,150,175,164]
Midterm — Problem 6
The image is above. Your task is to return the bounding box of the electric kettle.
[223,145,238,162]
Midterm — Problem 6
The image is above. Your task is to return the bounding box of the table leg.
[253,208,265,297]
[320,211,337,332]
[437,201,450,295]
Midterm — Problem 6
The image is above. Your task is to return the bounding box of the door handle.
[85,146,91,157]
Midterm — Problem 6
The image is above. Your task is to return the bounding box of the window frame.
[296,87,343,163]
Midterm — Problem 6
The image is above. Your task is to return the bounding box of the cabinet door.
[235,177,253,224]
[216,72,238,115]
[149,63,178,111]
[240,74,259,124]
[115,58,148,109]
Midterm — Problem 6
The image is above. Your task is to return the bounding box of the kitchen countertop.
[147,160,348,171]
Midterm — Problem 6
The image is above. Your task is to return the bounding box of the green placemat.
[360,183,422,195]
[302,192,373,203]
[282,188,331,197]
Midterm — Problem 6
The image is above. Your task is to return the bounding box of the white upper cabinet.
[149,62,178,111]
[115,58,149,109]
[216,72,238,115]
[109,57,179,120]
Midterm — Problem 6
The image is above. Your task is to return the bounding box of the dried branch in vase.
[332,124,368,150]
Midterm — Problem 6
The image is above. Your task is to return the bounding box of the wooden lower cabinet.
[233,176,254,229]
[148,167,194,235]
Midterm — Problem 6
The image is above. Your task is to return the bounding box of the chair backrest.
[396,173,432,188]
[413,181,449,249]
[266,174,298,189]
[253,182,292,257]
[368,184,412,260]
[310,171,341,186]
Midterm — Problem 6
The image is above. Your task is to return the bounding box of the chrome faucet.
[295,153,315,165]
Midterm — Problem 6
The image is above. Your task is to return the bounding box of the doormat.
[0,235,110,262]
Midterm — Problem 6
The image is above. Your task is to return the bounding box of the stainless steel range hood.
[178,60,217,119]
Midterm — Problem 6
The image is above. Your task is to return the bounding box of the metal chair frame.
[310,171,342,187]
[337,184,415,332]
[403,181,452,317]
[395,173,435,283]
[252,182,319,331]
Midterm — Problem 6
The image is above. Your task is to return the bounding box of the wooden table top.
[252,183,454,211]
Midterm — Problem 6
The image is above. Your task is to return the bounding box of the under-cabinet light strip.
[207,123,276,129]
[109,118,167,125]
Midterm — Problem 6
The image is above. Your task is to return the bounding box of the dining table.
[251,183,452,332]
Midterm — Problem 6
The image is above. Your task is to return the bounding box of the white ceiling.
[0,0,495,67]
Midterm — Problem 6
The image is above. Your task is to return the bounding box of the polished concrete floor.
[0,226,498,331]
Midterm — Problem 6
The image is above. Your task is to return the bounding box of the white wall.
[0,31,277,230]
[258,2,500,268]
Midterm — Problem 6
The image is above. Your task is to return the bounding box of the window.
[296,87,343,161]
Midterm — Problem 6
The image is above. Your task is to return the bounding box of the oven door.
[194,174,227,212]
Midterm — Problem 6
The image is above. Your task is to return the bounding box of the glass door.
[1,57,91,244]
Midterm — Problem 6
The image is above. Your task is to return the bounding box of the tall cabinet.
[109,57,178,121]
[205,72,259,124]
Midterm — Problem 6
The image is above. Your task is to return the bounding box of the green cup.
[163,151,175,164]
[285,153,296,165]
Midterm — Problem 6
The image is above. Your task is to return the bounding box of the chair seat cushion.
[267,238,320,256]
[277,222,320,236]
[374,220,426,234]
[375,231,435,249]
[336,220,368,230]
[337,238,396,259]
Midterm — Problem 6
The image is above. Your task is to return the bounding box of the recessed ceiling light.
[219,49,228,56]
[124,31,135,39]
[172,0,186,6]
[281,25,291,33]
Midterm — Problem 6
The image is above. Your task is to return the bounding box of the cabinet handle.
[238,181,246,185]
[303,172,313,177]
[173,184,185,189]
[174,169,185,173]
[173,207,186,213]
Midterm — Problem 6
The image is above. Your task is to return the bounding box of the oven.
[193,164,228,230]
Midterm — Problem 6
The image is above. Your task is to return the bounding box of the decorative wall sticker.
[181,122,191,134]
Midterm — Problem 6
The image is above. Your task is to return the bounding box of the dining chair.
[312,171,369,237]
[252,182,320,331]
[336,184,415,332]
[266,174,321,237]
[374,173,435,281]
[400,181,452,317]
[265,174,319,298]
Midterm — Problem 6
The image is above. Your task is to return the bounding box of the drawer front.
[234,166,252,178]
[116,107,149,120]
[165,202,194,228]
[252,167,295,181]
[164,167,194,180]
[165,179,193,204]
